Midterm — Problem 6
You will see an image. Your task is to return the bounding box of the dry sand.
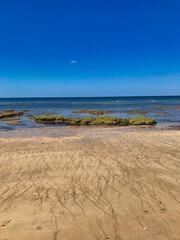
[0,127,180,240]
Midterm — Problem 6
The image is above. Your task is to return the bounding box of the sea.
[0,96,180,130]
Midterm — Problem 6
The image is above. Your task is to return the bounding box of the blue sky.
[0,0,180,97]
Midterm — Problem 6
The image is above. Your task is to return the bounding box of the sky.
[0,0,180,97]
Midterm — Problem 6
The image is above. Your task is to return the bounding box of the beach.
[2,0,180,238]
[0,127,180,240]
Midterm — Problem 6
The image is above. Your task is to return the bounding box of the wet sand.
[0,127,180,240]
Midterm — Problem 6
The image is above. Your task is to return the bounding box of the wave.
[146,100,157,103]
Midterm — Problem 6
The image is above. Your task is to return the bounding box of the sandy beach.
[0,127,180,240]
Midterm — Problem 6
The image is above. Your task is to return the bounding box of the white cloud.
[71,60,77,64]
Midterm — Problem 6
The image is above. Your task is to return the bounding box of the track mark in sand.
[0,130,180,239]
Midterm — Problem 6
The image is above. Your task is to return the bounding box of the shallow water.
[0,96,180,130]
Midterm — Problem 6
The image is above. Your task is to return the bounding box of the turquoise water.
[0,96,180,130]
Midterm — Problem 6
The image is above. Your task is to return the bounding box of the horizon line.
[0,95,180,99]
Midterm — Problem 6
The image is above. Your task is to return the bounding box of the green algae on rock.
[0,110,24,120]
[127,117,156,125]
[0,117,20,121]
[72,110,114,115]
[6,120,23,125]
[3,109,14,112]
[33,115,156,126]
[154,106,180,109]
[124,110,147,114]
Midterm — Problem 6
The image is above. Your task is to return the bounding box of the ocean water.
[0,96,180,130]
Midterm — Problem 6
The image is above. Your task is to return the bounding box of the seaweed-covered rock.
[3,109,14,112]
[0,117,20,121]
[0,110,24,119]
[72,110,114,115]
[125,110,147,114]
[154,106,180,109]
[127,117,156,125]
[6,120,23,125]
[80,117,96,125]
[34,115,156,126]
[93,116,129,126]
[69,118,82,125]
[34,115,67,124]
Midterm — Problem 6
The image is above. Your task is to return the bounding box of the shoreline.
[1,96,180,131]
[0,123,179,138]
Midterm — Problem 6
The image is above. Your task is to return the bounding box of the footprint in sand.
[1,220,12,227]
